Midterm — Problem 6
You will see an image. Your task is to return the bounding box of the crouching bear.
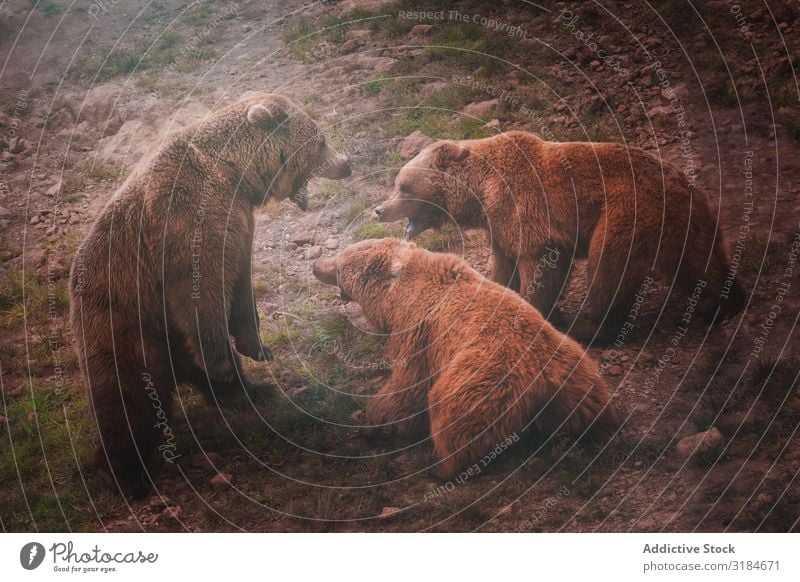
[69,93,351,496]
[313,239,618,480]
[374,132,745,342]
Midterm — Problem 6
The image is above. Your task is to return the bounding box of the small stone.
[378,506,401,519]
[410,24,434,36]
[338,38,364,54]
[607,365,623,377]
[324,237,339,250]
[462,99,500,117]
[148,495,171,511]
[160,505,183,521]
[647,105,674,118]
[350,410,364,423]
[676,428,725,458]
[210,472,233,491]
[345,29,371,41]
[482,118,500,130]
[0,206,11,218]
[392,130,434,160]
[46,181,63,197]
[305,245,323,260]
[289,229,315,246]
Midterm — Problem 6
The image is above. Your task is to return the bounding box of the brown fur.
[69,93,350,495]
[313,239,618,480]
[375,131,745,341]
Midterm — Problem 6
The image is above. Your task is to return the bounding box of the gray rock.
[676,427,725,458]
[290,229,315,246]
[411,24,435,36]
[305,245,323,260]
[46,181,63,197]
[462,99,500,117]
[391,130,434,160]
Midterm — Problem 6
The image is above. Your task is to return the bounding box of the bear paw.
[205,356,236,384]
[235,337,274,362]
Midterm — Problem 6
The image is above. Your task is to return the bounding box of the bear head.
[312,238,419,326]
[373,140,475,239]
[194,93,351,210]
[313,238,469,330]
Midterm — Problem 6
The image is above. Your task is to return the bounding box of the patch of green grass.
[70,30,214,81]
[356,222,387,240]
[282,19,318,60]
[342,193,371,223]
[0,269,69,328]
[415,225,461,252]
[310,181,356,211]
[365,75,389,95]
[0,378,106,531]
[577,111,616,142]
[80,160,125,182]
[57,194,84,204]
[393,108,451,138]
[41,2,60,16]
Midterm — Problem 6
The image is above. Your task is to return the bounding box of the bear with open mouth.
[374,132,745,343]
[313,238,618,480]
[70,92,351,496]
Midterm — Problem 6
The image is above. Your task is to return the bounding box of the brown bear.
[312,238,618,480]
[373,131,745,342]
[69,92,350,495]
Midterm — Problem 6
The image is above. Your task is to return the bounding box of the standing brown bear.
[69,93,350,495]
[313,239,618,480]
[374,131,745,342]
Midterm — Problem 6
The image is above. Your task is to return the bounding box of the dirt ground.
[1,0,799,532]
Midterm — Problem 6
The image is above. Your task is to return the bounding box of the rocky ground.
[1,0,799,532]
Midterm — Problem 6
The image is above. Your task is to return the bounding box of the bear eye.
[400,184,411,194]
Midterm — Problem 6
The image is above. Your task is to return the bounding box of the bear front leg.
[363,365,430,439]
[518,245,571,327]
[229,265,272,362]
[167,281,238,383]
[427,357,526,481]
[489,242,520,293]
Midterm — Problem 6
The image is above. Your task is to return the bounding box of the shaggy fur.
[375,131,745,341]
[313,239,618,480]
[69,93,350,495]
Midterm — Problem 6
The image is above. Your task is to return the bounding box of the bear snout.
[317,151,351,180]
[373,200,403,222]
[312,256,337,286]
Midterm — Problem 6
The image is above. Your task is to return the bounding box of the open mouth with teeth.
[402,212,442,241]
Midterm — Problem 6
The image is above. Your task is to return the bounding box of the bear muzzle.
[317,149,351,180]
[312,257,352,303]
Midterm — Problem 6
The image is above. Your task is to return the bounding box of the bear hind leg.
[87,347,170,497]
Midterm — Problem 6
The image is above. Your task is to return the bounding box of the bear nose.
[373,205,383,220]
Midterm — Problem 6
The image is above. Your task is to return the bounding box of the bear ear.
[247,102,289,131]
[436,141,470,166]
